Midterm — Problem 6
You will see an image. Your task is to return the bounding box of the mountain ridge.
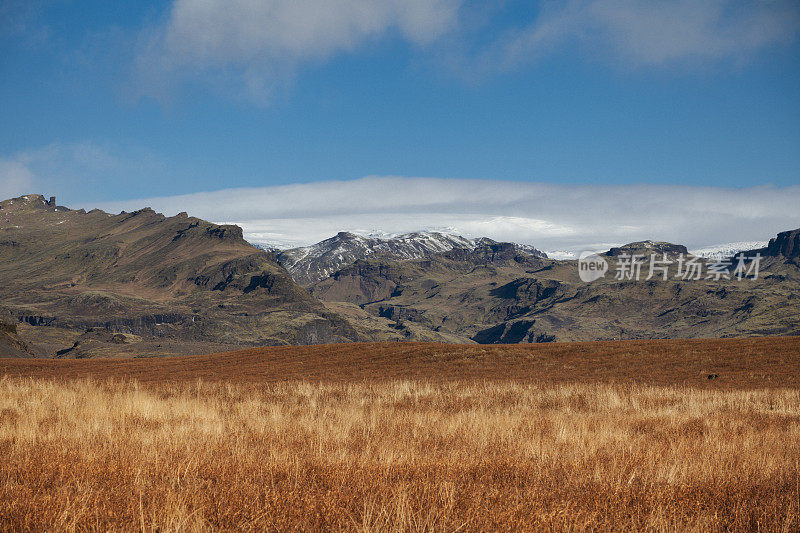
[275,231,547,285]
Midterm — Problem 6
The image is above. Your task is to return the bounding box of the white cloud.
[465,0,800,74]
[135,0,462,103]
[0,143,111,203]
[0,159,36,199]
[587,0,800,65]
[91,176,800,252]
[132,0,800,102]
[0,142,169,204]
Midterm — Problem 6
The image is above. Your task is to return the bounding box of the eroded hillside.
[0,195,421,355]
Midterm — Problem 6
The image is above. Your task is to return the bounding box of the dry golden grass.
[1,376,798,531]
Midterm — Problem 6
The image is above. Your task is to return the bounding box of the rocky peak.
[206,224,244,241]
[606,240,688,257]
[277,231,473,285]
[0,194,61,212]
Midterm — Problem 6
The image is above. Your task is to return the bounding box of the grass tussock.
[0,377,798,531]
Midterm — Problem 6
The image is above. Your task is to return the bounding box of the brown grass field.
[1,337,800,531]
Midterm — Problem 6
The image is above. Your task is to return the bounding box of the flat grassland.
[1,337,799,531]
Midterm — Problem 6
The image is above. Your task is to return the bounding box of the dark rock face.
[313,260,403,305]
[473,239,547,262]
[490,278,562,302]
[242,271,300,297]
[441,238,547,265]
[763,228,800,258]
[206,224,243,241]
[606,241,689,257]
[739,228,800,262]
[377,305,427,323]
[472,320,555,344]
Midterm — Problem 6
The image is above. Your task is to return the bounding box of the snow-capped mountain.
[276,231,546,285]
[689,241,768,260]
[543,250,577,260]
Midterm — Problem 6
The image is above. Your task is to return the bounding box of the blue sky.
[1,0,799,249]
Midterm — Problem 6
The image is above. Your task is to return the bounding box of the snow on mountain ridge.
[275,230,546,285]
[544,250,578,260]
[689,241,768,260]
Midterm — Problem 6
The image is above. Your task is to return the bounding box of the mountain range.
[1,194,798,357]
[307,234,800,343]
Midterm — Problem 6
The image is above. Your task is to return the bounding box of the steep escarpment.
[745,228,800,262]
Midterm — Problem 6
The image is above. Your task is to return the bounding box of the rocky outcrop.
[4,192,799,353]
[310,260,406,305]
[490,278,562,303]
[747,228,800,259]
[474,238,547,262]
